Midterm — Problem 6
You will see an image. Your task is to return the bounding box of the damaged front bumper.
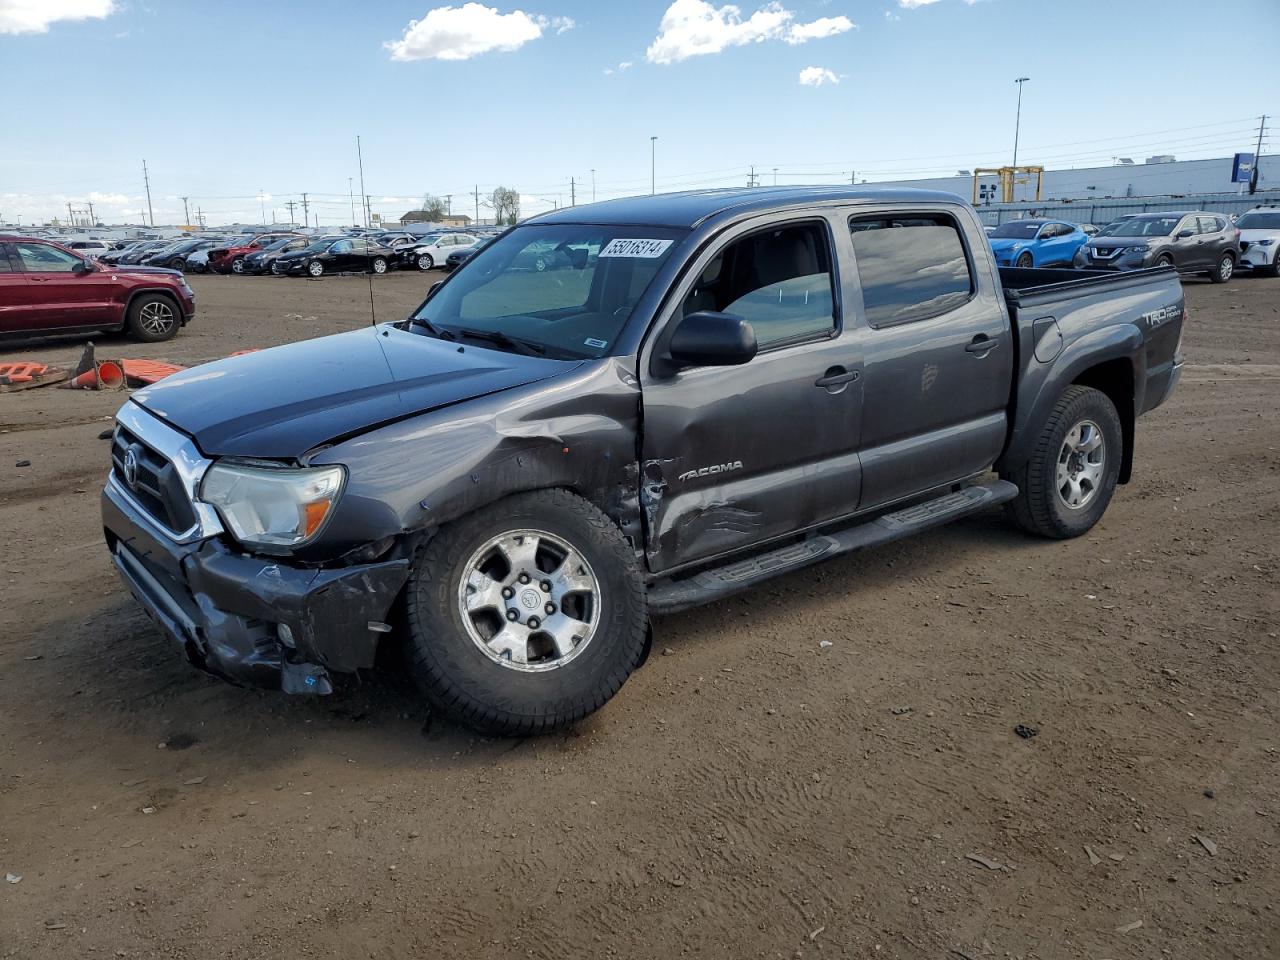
[102,475,410,694]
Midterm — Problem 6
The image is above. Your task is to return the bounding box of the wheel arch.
[125,286,186,325]
[1071,358,1135,484]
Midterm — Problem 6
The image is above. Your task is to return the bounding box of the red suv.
[207,232,303,274]
[0,236,195,342]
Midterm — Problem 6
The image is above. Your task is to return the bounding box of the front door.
[849,207,1014,510]
[640,215,864,573]
[1170,215,1206,269]
[12,241,116,329]
[0,242,33,334]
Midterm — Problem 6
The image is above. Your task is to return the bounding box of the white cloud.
[618,60,633,70]
[604,59,634,75]
[0,0,114,35]
[646,0,854,65]
[897,0,942,7]
[384,3,573,62]
[785,15,854,43]
[798,65,839,86]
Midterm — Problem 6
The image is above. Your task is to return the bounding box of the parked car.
[101,186,1185,735]
[1079,224,1100,236]
[241,236,314,275]
[445,234,497,270]
[987,219,1088,267]
[65,239,114,257]
[100,241,150,265]
[402,233,479,271]
[272,236,394,277]
[208,233,303,274]
[145,238,227,271]
[116,240,178,265]
[1234,205,1280,277]
[1074,211,1240,281]
[0,235,195,341]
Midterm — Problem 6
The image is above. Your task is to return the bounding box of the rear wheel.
[1209,252,1234,283]
[404,489,647,735]
[1003,385,1122,539]
[307,260,324,278]
[416,253,434,271]
[1015,251,1034,268]
[127,293,181,343]
[371,257,388,274]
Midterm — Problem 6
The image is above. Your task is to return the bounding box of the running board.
[647,480,1018,615]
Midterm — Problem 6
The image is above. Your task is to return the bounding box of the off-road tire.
[1002,385,1123,539]
[404,489,647,735]
[126,292,181,343]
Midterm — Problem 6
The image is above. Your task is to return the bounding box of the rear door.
[12,241,116,329]
[1198,216,1228,267]
[639,214,865,572]
[849,207,1013,510]
[1039,222,1077,265]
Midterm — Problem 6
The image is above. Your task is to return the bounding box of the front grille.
[1091,247,1121,260]
[111,426,198,535]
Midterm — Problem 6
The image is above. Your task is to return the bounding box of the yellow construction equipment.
[972,166,1044,204]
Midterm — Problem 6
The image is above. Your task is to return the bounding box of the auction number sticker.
[599,238,674,259]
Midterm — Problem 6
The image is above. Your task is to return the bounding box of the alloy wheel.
[1055,419,1105,510]
[138,300,175,337]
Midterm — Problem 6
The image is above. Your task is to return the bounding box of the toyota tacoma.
[102,187,1185,733]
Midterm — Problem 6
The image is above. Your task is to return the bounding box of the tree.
[490,186,520,225]
[418,194,448,221]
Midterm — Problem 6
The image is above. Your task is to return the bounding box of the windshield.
[409,224,686,360]
[1101,217,1180,238]
[261,237,295,252]
[1237,212,1280,230]
[989,221,1042,239]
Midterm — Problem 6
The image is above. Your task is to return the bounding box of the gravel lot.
[1,269,1278,959]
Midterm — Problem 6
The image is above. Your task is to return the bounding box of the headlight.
[1123,245,1149,254]
[1256,239,1276,247]
[200,462,345,550]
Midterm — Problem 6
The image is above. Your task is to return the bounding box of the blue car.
[987,219,1088,268]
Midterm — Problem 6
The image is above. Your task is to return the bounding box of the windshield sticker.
[584,337,609,349]
[598,238,674,259]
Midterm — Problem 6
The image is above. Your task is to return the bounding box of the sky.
[1,0,1277,227]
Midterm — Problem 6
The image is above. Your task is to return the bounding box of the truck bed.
[998,265,1174,306]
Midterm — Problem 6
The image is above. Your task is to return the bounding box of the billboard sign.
[1232,152,1255,183]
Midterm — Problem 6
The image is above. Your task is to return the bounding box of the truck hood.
[131,324,575,458]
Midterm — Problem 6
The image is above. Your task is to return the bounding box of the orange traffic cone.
[67,360,126,390]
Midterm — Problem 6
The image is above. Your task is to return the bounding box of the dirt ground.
[1,269,1278,959]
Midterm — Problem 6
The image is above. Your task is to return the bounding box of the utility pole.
[67,201,75,227]
[591,168,596,203]
[348,178,356,225]
[748,165,757,187]
[444,194,452,215]
[650,136,657,195]
[1250,114,1268,195]
[1012,76,1030,169]
[180,196,190,226]
[301,192,309,228]
[284,200,297,226]
[570,177,576,207]
[474,185,480,224]
[357,135,368,228]
[259,189,266,225]
[773,167,778,186]
[197,206,205,229]
[365,194,373,227]
[142,159,154,227]
[87,201,96,226]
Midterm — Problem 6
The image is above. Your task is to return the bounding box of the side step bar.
[647,480,1018,615]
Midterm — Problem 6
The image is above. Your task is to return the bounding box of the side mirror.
[1176,229,1194,239]
[428,280,443,297]
[665,311,757,371]
[73,259,94,274]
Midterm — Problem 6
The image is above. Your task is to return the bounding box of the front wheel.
[1155,253,1175,269]
[307,260,324,278]
[416,253,434,271]
[1015,251,1034,268]
[127,293,181,343]
[1002,385,1122,539]
[1209,253,1234,283]
[371,257,388,274]
[404,489,648,735]
[230,257,246,274]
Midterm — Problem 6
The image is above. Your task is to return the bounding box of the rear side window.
[848,214,974,327]
[15,242,82,272]
[681,221,835,350]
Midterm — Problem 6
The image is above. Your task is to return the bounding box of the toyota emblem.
[123,447,140,490]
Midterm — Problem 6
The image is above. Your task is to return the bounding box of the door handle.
[815,367,859,390]
[965,335,1000,354]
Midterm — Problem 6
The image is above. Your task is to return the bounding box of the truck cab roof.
[531,186,969,229]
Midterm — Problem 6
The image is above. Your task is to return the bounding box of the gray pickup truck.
[102,187,1184,734]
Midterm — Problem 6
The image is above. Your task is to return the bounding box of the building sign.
[1231,153,1255,184]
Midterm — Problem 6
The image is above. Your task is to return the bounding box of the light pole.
[650,136,657,195]
[1012,76,1030,169]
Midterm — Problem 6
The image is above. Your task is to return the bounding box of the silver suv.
[1075,211,1241,282]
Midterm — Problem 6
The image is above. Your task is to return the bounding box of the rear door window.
[681,221,836,350]
[15,242,82,272]
[848,214,974,327]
